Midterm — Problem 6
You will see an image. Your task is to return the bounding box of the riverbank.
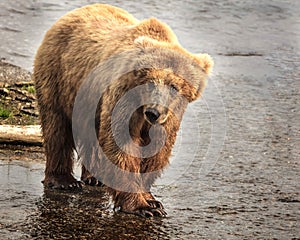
[0,59,39,125]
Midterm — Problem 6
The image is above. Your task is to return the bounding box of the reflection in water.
[25,188,170,240]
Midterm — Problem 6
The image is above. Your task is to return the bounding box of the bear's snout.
[143,105,169,125]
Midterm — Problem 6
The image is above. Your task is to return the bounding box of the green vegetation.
[21,85,36,94]
[0,106,12,119]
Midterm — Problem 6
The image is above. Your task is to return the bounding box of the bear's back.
[52,4,179,46]
[62,4,139,29]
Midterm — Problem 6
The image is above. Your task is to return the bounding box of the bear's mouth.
[144,108,160,124]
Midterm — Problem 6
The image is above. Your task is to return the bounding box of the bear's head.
[131,36,214,126]
[132,67,195,125]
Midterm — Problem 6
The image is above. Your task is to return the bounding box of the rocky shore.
[0,59,39,125]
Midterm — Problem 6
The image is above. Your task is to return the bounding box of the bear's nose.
[145,108,160,124]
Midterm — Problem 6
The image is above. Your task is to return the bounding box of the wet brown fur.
[33,4,213,215]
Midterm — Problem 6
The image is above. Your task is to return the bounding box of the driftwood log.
[0,125,42,146]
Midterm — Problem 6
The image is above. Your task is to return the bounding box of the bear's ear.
[193,53,214,75]
[134,36,162,48]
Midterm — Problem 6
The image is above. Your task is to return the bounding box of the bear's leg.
[104,155,166,217]
[140,160,167,211]
[41,110,82,189]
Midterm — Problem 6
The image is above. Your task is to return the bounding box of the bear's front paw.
[43,174,83,190]
[116,192,167,217]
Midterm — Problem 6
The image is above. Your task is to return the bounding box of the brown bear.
[33,3,213,217]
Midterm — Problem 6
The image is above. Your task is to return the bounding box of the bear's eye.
[170,84,178,94]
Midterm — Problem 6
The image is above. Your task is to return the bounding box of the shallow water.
[1,0,300,239]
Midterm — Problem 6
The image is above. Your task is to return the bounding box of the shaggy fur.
[33,3,213,217]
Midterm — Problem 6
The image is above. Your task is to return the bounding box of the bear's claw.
[43,175,83,190]
[52,181,83,190]
[137,207,167,218]
[146,199,165,210]
[82,176,103,187]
